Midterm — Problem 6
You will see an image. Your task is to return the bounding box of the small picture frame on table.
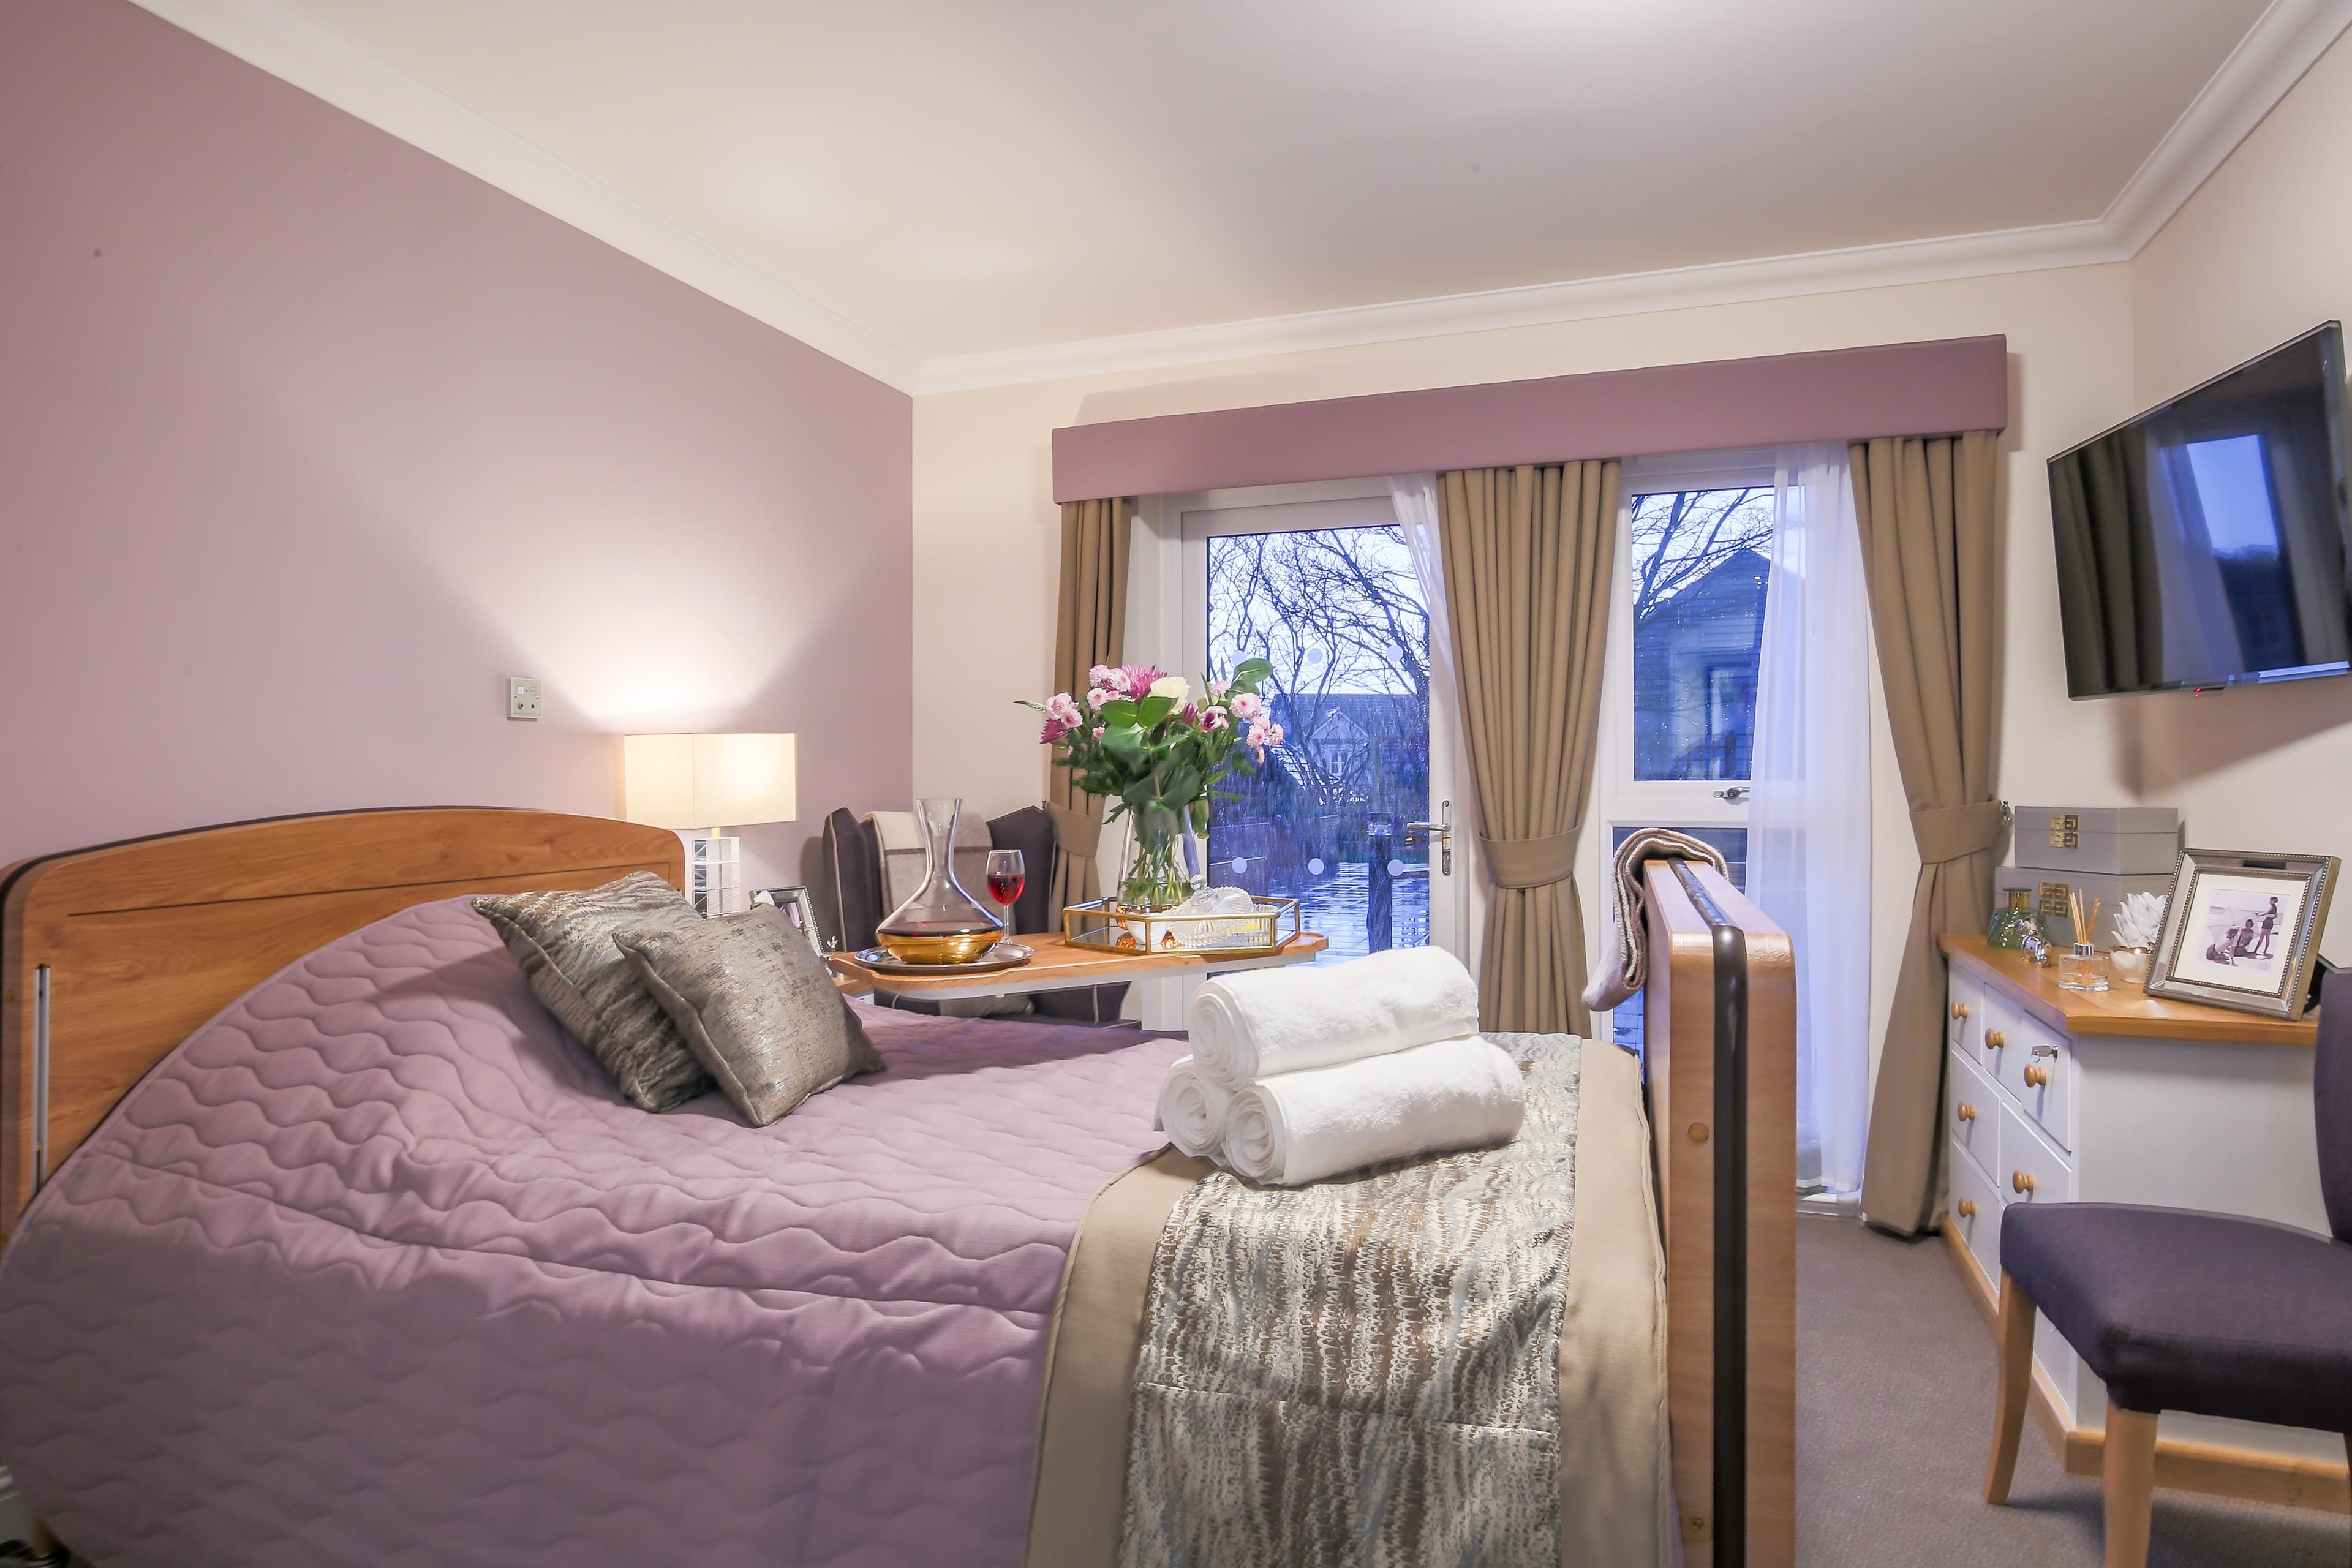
[2146,848,2338,1020]
[752,886,827,957]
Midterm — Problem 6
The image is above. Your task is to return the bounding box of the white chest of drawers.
[1936,936,2343,1498]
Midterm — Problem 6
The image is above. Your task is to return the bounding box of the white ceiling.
[145,0,2350,388]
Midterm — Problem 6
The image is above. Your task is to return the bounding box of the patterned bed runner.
[1117,1033,1584,1567]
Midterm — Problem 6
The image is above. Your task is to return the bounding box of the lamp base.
[685,828,742,916]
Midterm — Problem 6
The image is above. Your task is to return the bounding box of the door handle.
[1713,785,1749,802]
[1404,800,1453,876]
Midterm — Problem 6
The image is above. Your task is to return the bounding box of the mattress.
[0,897,1186,1567]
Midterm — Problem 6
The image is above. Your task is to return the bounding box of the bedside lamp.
[623,733,797,915]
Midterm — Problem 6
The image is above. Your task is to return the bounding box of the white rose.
[1148,676,1191,703]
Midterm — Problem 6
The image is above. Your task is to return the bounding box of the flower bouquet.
[1023,657,1280,911]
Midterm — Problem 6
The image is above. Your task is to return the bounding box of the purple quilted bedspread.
[0,898,1185,1566]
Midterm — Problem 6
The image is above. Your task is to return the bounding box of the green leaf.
[1100,723,1148,763]
[1136,695,1177,728]
[1100,698,1140,727]
[1231,657,1274,689]
[1189,797,1211,835]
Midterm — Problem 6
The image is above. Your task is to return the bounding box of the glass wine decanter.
[874,797,1005,963]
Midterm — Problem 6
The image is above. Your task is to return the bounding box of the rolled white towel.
[1219,1035,1525,1187]
[1154,1056,1235,1159]
[1188,945,1479,1088]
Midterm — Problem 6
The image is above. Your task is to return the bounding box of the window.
[1197,510,1433,959]
[1599,456,1778,1050]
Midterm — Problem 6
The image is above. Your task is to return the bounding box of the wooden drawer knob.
[1985,1030,2007,1049]
[1956,1199,1978,1218]
[1956,1102,1978,1123]
[2024,1064,2050,1088]
[1951,1000,1970,1020]
[2011,1170,2036,1195]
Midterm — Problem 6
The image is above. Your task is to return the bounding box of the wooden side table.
[829,932,1327,1003]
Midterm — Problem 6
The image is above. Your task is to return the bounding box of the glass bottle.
[875,797,1004,963]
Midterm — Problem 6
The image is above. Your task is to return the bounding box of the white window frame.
[1131,478,1472,963]
[1595,448,1782,841]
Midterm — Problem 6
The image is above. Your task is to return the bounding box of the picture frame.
[752,885,827,957]
[2145,848,2339,1020]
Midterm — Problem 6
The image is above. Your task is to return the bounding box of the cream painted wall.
[914,263,2142,1074]
[2128,27,2352,965]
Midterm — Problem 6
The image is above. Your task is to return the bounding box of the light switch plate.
[507,676,543,721]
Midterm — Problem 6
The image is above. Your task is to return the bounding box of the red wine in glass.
[984,848,1025,937]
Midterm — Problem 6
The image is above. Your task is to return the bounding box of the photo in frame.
[2146,848,2338,1020]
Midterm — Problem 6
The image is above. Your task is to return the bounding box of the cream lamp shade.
[622,733,797,831]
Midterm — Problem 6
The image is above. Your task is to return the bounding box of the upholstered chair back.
[2317,987,2351,1243]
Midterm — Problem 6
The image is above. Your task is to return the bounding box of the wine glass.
[984,848,1025,944]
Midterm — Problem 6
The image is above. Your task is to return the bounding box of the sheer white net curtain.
[1749,445,1872,1200]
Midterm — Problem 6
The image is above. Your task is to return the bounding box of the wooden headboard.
[1646,860,1797,1568]
[0,808,684,1233]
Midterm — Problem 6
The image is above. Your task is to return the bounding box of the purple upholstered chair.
[1983,997,2352,1568]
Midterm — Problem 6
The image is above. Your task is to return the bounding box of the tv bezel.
[2048,320,2352,699]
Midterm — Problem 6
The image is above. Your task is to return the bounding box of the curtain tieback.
[1482,831,1578,891]
[1910,801,2005,865]
[1046,801,1104,860]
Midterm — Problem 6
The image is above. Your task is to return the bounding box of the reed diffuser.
[2058,888,2110,992]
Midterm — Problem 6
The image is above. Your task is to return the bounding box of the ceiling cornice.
[126,0,925,393]
[911,222,2125,396]
[2101,0,2352,252]
[130,0,2352,400]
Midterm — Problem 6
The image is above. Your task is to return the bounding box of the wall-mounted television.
[2049,322,2351,698]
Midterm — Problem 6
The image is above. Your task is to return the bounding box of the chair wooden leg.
[1985,1271,2036,1504]
[2102,1401,2160,1568]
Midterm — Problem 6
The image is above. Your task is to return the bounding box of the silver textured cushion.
[473,872,714,1112]
[615,905,884,1126]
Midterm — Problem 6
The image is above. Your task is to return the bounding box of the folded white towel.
[1188,945,1480,1089]
[1154,1056,1236,1159]
[1219,1035,1525,1187]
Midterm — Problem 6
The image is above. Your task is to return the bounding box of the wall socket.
[507,676,543,721]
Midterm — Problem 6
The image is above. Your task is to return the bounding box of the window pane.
[1604,826,1748,1054]
[1629,488,1773,782]
[1205,526,1430,960]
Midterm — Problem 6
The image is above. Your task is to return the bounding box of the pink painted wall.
[0,0,912,894]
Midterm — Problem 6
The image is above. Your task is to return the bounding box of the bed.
[0,809,1793,1566]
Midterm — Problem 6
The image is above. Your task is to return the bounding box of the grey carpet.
[1798,1213,2350,1567]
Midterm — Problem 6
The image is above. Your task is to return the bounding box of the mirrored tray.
[849,942,1034,976]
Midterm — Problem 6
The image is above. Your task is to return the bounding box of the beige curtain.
[1852,432,2003,1237]
[1438,461,1621,1036]
[1047,497,1132,914]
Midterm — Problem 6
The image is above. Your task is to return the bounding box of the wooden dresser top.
[1940,934,2320,1047]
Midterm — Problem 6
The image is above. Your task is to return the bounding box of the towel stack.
[1155,946,1525,1186]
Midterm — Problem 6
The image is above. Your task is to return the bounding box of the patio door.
[1174,480,1467,965]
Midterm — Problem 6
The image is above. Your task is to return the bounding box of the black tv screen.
[2049,322,2351,698]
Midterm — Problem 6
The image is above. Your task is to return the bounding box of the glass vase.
[1116,805,1197,913]
[874,797,1004,963]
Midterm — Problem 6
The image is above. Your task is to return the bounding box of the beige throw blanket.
[1581,827,1728,1012]
[1025,1035,1670,1568]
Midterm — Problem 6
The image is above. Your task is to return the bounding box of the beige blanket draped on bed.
[1024,1034,1669,1568]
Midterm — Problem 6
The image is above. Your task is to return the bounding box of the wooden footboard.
[1643,861,1796,1568]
